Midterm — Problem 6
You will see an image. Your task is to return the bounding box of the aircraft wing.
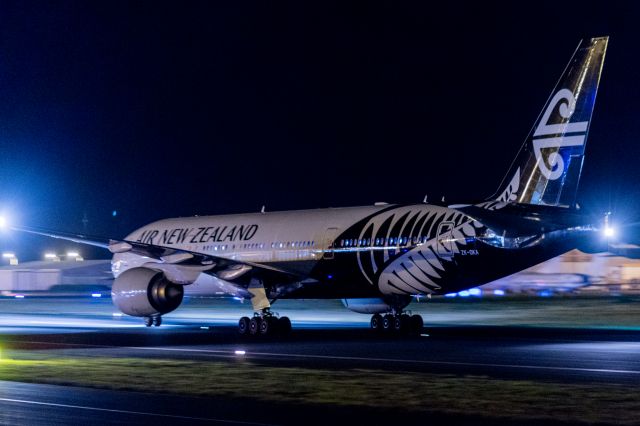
[10,226,303,286]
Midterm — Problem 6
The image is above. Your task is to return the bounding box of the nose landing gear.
[143,315,163,327]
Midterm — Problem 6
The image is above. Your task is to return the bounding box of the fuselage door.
[322,227,340,260]
[436,221,455,259]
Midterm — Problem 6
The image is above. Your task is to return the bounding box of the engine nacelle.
[341,296,411,314]
[111,267,184,317]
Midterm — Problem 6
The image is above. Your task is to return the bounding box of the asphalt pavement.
[0,297,638,425]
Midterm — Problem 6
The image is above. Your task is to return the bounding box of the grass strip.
[0,352,638,425]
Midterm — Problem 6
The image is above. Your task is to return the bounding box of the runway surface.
[0,296,639,425]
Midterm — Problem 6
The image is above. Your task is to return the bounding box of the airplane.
[11,36,609,336]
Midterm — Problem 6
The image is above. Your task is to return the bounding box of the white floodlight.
[66,251,80,258]
[44,253,57,259]
[604,226,616,238]
[2,253,15,259]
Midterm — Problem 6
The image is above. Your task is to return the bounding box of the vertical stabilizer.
[492,37,608,207]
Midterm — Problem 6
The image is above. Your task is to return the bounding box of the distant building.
[483,248,640,295]
[0,260,112,294]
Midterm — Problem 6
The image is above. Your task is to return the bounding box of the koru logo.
[532,88,588,180]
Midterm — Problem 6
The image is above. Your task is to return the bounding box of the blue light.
[112,210,118,217]
[458,290,470,297]
[538,290,552,297]
[444,293,457,298]
[493,289,505,296]
[468,288,482,296]
[91,293,102,298]
[327,274,333,279]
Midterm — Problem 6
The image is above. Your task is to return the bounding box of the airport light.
[0,216,6,229]
[66,251,84,261]
[603,212,616,239]
[468,288,482,297]
[604,226,616,238]
[2,252,18,265]
[44,252,60,261]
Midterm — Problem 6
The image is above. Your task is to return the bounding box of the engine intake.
[111,267,184,317]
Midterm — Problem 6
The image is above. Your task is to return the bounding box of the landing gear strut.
[238,308,292,337]
[370,311,422,335]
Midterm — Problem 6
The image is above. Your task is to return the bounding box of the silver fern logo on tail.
[487,37,608,208]
[533,88,589,180]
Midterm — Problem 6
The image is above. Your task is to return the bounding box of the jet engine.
[111,267,184,317]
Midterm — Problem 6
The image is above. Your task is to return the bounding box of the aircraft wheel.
[144,316,153,327]
[238,316,251,335]
[152,316,162,327]
[370,314,383,331]
[260,317,277,336]
[278,316,292,335]
[393,315,407,333]
[410,314,424,334]
[249,317,261,335]
[382,314,394,332]
[401,314,412,332]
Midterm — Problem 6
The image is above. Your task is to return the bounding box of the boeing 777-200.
[13,37,609,336]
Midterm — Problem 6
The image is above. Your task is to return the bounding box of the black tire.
[260,317,276,335]
[401,314,411,332]
[144,317,152,327]
[410,314,424,334]
[382,314,394,332]
[278,316,292,335]
[249,317,261,335]
[393,315,405,333]
[370,314,383,331]
[238,316,251,335]
[153,316,162,327]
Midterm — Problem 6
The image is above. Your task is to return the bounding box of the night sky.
[1,1,640,260]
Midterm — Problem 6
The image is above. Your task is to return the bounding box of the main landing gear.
[370,312,423,335]
[238,309,292,337]
[143,315,163,327]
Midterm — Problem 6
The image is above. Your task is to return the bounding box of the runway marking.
[0,397,276,425]
[130,346,640,376]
